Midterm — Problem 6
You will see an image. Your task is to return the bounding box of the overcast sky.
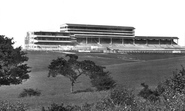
[0,0,185,47]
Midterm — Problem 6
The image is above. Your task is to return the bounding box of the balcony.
[34,39,76,43]
[35,35,71,38]
[70,31,134,36]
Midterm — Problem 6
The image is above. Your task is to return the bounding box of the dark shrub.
[81,102,94,111]
[138,83,160,102]
[93,98,115,111]
[0,100,29,111]
[109,85,137,108]
[42,103,81,111]
[19,88,41,98]
[91,72,116,91]
[86,85,138,111]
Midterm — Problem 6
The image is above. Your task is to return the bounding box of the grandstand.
[25,23,185,53]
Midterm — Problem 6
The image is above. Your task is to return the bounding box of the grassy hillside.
[0,51,185,110]
[107,56,185,89]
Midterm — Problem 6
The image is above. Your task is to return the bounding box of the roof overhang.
[61,23,135,30]
[74,34,135,38]
[135,36,179,40]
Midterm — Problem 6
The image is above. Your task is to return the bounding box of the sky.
[0,0,185,47]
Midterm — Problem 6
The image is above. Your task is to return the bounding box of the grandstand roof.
[135,36,178,40]
[62,23,135,30]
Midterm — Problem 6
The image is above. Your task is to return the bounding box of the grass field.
[0,51,185,110]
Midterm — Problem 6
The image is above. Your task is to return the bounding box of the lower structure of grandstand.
[25,23,185,53]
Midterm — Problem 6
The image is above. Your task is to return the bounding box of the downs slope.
[107,56,185,90]
[0,51,184,109]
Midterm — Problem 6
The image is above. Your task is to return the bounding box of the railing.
[69,31,134,36]
[36,35,71,38]
[34,40,76,43]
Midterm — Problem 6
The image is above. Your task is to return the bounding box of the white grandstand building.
[25,23,184,53]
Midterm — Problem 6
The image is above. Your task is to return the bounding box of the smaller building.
[25,31,76,50]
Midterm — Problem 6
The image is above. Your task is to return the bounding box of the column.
[146,39,148,46]
[110,38,112,44]
[122,38,124,45]
[133,39,135,45]
[86,37,87,44]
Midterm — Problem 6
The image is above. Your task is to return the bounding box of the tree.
[48,54,116,93]
[0,35,30,86]
[48,54,82,93]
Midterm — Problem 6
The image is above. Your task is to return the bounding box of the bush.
[136,92,185,110]
[138,83,160,102]
[0,100,29,111]
[42,103,81,111]
[91,72,116,91]
[19,88,41,98]
[85,85,137,111]
[41,86,137,111]
[109,85,136,106]
[137,66,185,110]
[158,66,185,94]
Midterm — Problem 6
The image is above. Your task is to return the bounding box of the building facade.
[60,23,135,45]
[25,23,181,52]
